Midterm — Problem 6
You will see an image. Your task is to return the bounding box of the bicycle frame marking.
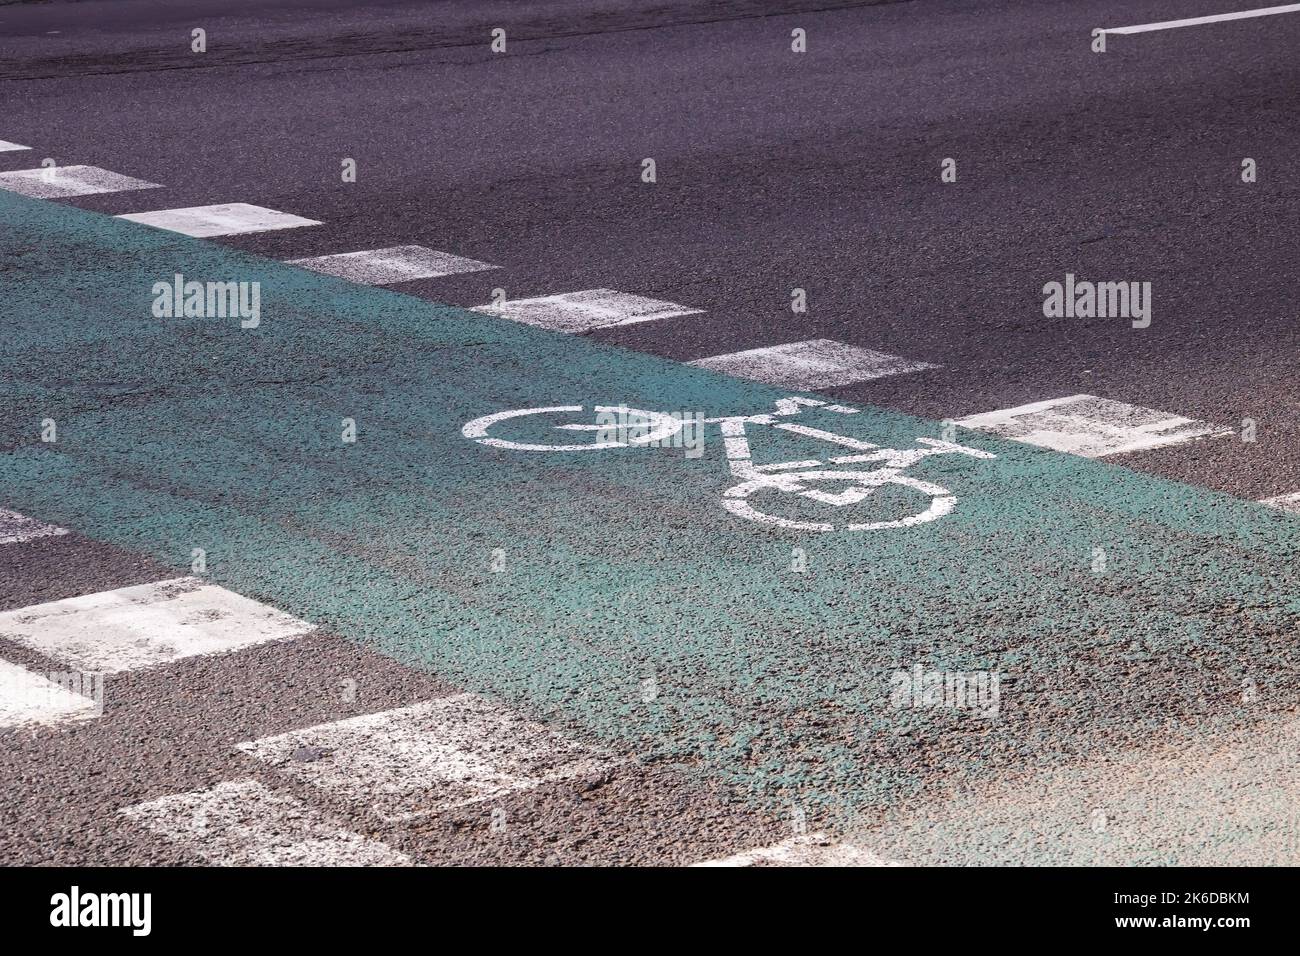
[461,397,996,532]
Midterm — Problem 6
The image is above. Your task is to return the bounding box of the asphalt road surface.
[3,0,1300,867]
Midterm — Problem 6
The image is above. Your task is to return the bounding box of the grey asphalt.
[5,0,1297,492]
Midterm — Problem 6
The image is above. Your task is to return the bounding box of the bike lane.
[4,189,1300,821]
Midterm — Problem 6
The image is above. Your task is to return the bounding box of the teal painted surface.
[3,190,1299,819]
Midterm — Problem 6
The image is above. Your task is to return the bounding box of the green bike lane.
[4,188,1300,830]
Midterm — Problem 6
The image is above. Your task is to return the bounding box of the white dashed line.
[0,577,316,674]
[689,339,938,390]
[0,140,31,153]
[693,833,903,867]
[0,661,100,731]
[472,289,703,333]
[0,165,161,200]
[287,245,498,284]
[953,395,1233,458]
[1259,492,1300,514]
[120,780,413,866]
[1102,4,1300,35]
[236,694,618,822]
[116,203,322,238]
[0,508,68,546]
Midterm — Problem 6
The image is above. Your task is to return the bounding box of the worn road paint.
[1103,4,1300,35]
[0,508,67,546]
[288,245,497,285]
[235,694,618,821]
[117,203,321,238]
[120,780,413,865]
[0,165,160,200]
[0,140,31,153]
[693,832,902,867]
[1260,492,1300,514]
[689,339,938,389]
[953,394,1232,458]
[856,712,1300,865]
[0,660,99,731]
[4,190,1300,821]
[472,289,703,333]
[0,577,316,673]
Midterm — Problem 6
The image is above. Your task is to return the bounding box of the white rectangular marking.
[693,833,902,867]
[952,395,1232,458]
[689,339,938,390]
[116,203,321,238]
[288,245,497,284]
[236,694,618,822]
[121,780,412,866]
[0,577,315,673]
[0,661,100,731]
[0,140,31,152]
[1103,4,1300,35]
[0,165,161,200]
[472,289,703,333]
[0,508,68,546]
[1260,492,1300,514]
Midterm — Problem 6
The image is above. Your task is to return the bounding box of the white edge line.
[1102,4,1300,35]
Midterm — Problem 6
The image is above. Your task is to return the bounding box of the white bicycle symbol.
[462,396,995,531]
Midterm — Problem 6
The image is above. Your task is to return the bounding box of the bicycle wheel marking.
[462,405,685,452]
[462,397,995,532]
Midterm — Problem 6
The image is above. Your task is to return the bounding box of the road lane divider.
[0,660,100,731]
[120,780,414,865]
[689,339,938,390]
[235,694,620,822]
[0,508,68,546]
[287,245,497,284]
[1102,4,1300,36]
[0,165,161,200]
[1260,492,1300,514]
[471,288,702,332]
[0,577,316,673]
[693,832,902,867]
[953,394,1232,458]
[117,202,321,238]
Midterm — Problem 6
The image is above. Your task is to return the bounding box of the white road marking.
[1102,4,1300,35]
[689,339,938,390]
[0,508,68,546]
[472,289,703,333]
[462,404,685,452]
[953,394,1232,458]
[0,661,100,731]
[236,694,618,822]
[1260,492,1300,514]
[0,577,315,674]
[287,245,497,284]
[116,203,321,238]
[693,833,903,867]
[0,140,31,152]
[120,780,413,866]
[0,165,161,200]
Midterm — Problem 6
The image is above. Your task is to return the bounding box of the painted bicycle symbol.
[462,396,995,531]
